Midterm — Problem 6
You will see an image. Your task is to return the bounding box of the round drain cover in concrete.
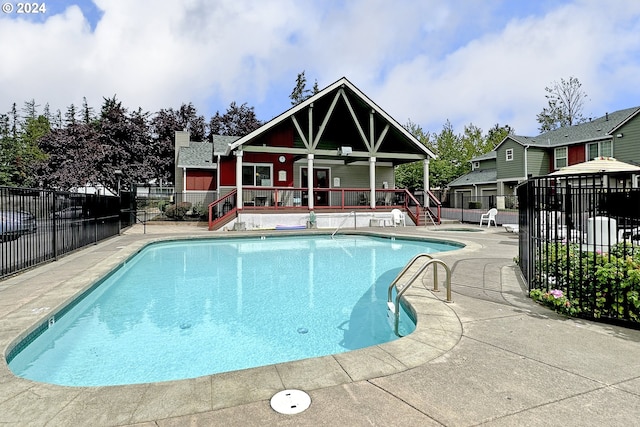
[270,389,311,414]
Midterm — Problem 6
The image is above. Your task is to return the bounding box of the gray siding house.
[448,106,640,198]
[447,151,497,207]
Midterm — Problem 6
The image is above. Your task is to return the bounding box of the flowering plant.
[530,288,581,316]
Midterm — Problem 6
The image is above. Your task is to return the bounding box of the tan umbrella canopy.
[549,157,640,176]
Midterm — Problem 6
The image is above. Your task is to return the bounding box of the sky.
[1,0,640,137]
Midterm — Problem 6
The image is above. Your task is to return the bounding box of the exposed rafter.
[340,90,370,149]
[227,77,436,160]
[312,90,342,149]
[373,124,390,152]
[291,115,309,149]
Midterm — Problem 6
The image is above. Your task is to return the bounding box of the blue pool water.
[8,235,461,386]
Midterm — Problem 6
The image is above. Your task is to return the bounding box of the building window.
[587,141,613,160]
[554,147,568,169]
[242,164,272,186]
[472,161,480,170]
[505,149,513,162]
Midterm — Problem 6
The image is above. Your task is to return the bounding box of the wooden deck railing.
[208,187,440,229]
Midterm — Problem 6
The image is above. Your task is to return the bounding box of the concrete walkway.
[1,224,639,426]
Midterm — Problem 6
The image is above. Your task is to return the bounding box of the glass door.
[301,168,330,206]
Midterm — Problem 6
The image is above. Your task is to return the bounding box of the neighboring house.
[448,106,640,198]
[447,151,497,208]
[174,77,438,229]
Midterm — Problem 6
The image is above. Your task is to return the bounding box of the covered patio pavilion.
[208,77,439,230]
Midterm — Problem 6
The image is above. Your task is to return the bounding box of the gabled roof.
[228,77,436,160]
[212,135,240,156]
[471,151,496,162]
[177,141,216,169]
[177,136,241,168]
[495,106,640,150]
[448,169,497,187]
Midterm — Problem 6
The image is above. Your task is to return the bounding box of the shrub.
[533,241,640,323]
[190,202,207,219]
[164,202,192,220]
[468,201,482,209]
[530,288,581,317]
[158,200,169,212]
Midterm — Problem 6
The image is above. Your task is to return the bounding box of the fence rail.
[518,174,640,326]
[1,186,132,279]
[442,193,518,211]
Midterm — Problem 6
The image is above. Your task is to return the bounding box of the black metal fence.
[518,173,640,326]
[1,186,134,279]
[434,193,518,224]
[442,193,518,210]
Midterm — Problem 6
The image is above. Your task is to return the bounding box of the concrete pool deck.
[1,223,640,426]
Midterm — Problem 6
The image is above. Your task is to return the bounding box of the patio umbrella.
[549,157,640,176]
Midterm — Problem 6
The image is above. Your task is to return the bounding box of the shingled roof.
[471,151,496,162]
[177,141,215,169]
[448,169,497,187]
[497,106,640,149]
[177,135,241,169]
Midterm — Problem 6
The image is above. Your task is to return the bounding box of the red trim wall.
[568,145,585,166]
[220,126,295,186]
[186,170,216,191]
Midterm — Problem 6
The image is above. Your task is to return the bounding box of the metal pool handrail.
[387,254,452,336]
[331,211,356,238]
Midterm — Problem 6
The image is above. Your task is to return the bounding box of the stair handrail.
[424,189,442,225]
[208,190,237,230]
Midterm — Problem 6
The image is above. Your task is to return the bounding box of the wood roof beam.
[340,89,370,150]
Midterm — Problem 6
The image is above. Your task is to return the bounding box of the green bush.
[164,202,192,220]
[530,288,581,317]
[158,200,169,212]
[533,241,640,322]
[190,202,207,219]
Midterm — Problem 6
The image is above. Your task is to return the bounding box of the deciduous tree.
[208,102,262,137]
[536,76,588,132]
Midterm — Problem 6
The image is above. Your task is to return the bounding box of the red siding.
[219,125,296,186]
[186,170,216,191]
[568,144,586,165]
[220,161,235,186]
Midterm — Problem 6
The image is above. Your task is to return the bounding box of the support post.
[423,159,430,208]
[369,157,376,209]
[307,154,314,210]
[235,150,243,209]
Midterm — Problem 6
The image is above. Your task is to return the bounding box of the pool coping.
[0,229,480,425]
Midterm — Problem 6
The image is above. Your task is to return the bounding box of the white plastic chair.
[391,209,406,227]
[479,208,498,227]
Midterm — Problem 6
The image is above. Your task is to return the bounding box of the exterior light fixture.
[338,146,352,156]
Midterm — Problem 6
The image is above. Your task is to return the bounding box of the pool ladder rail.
[331,211,356,239]
[387,253,452,337]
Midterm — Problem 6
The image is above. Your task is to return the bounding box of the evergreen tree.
[289,71,319,106]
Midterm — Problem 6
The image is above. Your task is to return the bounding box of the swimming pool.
[8,234,461,386]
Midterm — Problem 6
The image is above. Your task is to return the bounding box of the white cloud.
[370,0,640,135]
[1,0,639,138]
